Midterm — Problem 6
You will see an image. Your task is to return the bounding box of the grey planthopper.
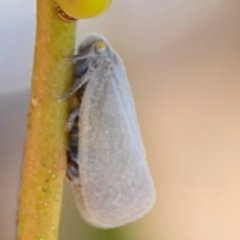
[60,34,155,228]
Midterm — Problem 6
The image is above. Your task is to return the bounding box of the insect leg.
[67,118,80,185]
[66,106,80,132]
[59,70,92,101]
[66,85,87,185]
[65,68,89,185]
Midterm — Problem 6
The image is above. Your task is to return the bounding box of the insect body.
[61,34,155,228]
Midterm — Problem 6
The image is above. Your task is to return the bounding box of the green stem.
[17,1,76,239]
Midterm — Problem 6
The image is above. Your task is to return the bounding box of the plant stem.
[17,0,76,239]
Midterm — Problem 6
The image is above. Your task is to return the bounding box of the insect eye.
[93,40,107,54]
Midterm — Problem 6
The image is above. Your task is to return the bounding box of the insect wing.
[77,55,155,227]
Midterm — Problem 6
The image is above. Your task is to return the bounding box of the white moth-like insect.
[61,34,155,228]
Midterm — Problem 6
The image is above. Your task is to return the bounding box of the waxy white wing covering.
[74,50,155,227]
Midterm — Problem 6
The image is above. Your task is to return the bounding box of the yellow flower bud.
[56,0,112,20]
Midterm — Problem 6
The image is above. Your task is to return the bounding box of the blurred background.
[1,0,240,239]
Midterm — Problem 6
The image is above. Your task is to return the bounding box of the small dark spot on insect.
[56,5,77,23]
